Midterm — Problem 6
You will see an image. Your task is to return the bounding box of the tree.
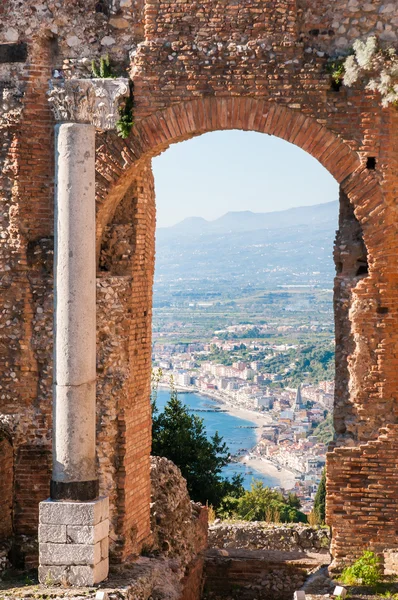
[232,481,307,523]
[152,381,244,507]
[314,469,326,524]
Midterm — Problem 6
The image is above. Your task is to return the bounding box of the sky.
[152,130,339,228]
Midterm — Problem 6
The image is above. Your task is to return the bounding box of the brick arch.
[95,96,367,252]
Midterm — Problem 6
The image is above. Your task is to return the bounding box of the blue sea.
[156,389,283,490]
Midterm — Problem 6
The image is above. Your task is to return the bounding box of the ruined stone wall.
[205,523,330,599]
[333,189,368,439]
[297,0,398,51]
[209,523,330,555]
[203,548,324,600]
[0,0,398,569]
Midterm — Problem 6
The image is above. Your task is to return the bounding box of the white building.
[176,372,191,387]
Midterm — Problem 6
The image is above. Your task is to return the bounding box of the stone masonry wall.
[203,548,324,600]
[205,523,330,600]
[209,523,330,555]
[0,0,398,570]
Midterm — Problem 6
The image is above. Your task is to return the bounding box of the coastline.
[158,383,298,490]
[158,382,271,442]
[239,455,296,490]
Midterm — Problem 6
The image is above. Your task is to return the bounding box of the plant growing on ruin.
[340,551,382,587]
[207,503,216,524]
[345,37,398,107]
[307,510,318,527]
[116,93,134,139]
[330,37,398,108]
[91,54,114,78]
[326,58,346,90]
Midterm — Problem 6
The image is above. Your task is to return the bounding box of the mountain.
[158,201,338,237]
[154,201,339,303]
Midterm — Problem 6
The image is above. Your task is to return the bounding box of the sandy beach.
[161,384,273,442]
[217,400,298,490]
[239,455,297,490]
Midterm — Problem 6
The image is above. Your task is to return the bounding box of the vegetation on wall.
[90,55,135,139]
[116,93,134,139]
[344,37,398,108]
[328,36,398,108]
[327,58,346,90]
[91,54,114,78]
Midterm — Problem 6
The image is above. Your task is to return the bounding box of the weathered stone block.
[66,519,109,544]
[384,550,398,575]
[39,558,109,586]
[101,536,109,560]
[334,586,347,598]
[39,541,101,566]
[38,524,67,544]
[39,496,109,526]
[39,496,109,584]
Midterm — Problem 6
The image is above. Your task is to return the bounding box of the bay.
[155,389,284,490]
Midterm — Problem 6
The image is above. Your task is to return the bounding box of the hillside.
[155,201,338,303]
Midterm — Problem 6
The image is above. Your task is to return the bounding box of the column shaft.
[52,122,98,501]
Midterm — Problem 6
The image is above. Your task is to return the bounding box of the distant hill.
[158,201,338,237]
[155,200,339,301]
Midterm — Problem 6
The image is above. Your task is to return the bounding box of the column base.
[39,496,109,586]
[50,479,99,501]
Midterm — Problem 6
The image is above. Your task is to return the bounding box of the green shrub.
[232,480,307,523]
[91,54,114,78]
[340,551,382,586]
[116,95,134,139]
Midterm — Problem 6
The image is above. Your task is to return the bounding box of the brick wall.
[0,435,13,541]
[122,161,155,558]
[327,425,398,569]
[98,160,156,560]
[14,446,51,537]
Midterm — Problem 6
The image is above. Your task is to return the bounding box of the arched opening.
[95,98,386,562]
[151,129,340,507]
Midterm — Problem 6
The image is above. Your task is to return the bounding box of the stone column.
[39,78,129,587]
[52,122,98,501]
